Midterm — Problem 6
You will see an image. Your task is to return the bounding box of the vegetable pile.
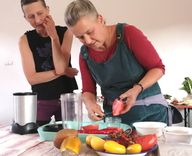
[80,124,158,154]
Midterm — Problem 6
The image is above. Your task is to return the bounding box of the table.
[1,124,192,156]
[0,124,99,156]
[158,141,192,156]
[174,105,192,127]
[0,124,61,156]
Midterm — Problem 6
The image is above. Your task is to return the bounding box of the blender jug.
[12,92,38,134]
[60,93,82,129]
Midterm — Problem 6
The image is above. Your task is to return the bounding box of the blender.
[11,92,38,135]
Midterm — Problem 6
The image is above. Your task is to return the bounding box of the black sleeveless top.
[25,26,78,100]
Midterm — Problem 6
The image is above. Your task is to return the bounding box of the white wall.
[0,0,192,124]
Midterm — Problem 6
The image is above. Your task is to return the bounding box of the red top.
[79,24,165,94]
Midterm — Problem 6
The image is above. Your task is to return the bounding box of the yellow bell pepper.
[104,140,126,154]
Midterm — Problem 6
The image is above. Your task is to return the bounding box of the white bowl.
[164,126,192,144]
[133,121,167,137]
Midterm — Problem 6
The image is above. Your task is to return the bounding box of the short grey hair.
[64,0,98,27]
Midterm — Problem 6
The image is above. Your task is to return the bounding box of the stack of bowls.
[164,126,192,144]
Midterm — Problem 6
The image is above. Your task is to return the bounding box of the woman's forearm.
[137,68,164,90]
[26,70,60,85]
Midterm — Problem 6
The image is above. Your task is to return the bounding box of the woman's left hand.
[119,87,140,114]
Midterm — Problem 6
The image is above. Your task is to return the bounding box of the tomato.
[134,134,157,152]
[112,99,124,116]
[80,124,99,130]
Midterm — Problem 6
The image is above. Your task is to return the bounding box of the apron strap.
[116,23,125,42]
[80,46,89,60]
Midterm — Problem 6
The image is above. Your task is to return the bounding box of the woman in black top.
[19,0,78,126]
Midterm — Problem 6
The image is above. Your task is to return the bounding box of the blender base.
[11,122,38,135]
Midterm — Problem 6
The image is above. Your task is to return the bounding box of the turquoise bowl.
[37,121,131,143]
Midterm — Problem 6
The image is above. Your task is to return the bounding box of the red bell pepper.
[80,124,99,131]
[78,127,123,134]
[112,99,124,116]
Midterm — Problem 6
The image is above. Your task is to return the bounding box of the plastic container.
[60,93,82,129]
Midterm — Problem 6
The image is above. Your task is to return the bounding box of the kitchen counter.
[0,124,60,156]
[1,124,192,156]
[158,140,192,156]
[0,124,98,156]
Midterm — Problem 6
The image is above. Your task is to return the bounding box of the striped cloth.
[0,124,62,156]
[0,124,98,156]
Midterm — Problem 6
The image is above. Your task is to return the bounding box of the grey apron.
[81,23,169,126]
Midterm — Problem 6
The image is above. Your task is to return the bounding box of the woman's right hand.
[43,15,57,39]
[86,102,105,121]
[82,92,105,121]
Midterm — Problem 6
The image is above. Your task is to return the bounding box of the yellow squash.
[60,136,81,154]
[90,136,105,151]
[127,144,142,154]
[104,140,126,154]
[86,134,96,146]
